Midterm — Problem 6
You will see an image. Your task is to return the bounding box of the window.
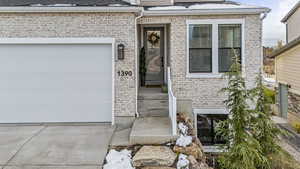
[197,114,228,145]
[219,24,241,72]
[187,19,243,77]
[189,24,212,73]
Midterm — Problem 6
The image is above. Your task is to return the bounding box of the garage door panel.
[0,73,112,90]
[0,43,113,123]
[0,103,112,123]
[0,90,112,104]
[0,45,112,73]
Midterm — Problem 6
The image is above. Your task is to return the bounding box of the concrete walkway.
[0,124,115,169]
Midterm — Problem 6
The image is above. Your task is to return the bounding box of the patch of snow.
[147,6,186,10]
[263,77,275,83]
[178,122,189,135]
[30,4,77,7]
[177,154,189,169]
[189,3,258,9]
[109,4,128,7]
[176,134,192,147]
[147,3,264,11]
[103,149,135,169]
[263,76,276,88]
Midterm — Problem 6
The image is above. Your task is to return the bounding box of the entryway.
[138,25,169,117]
[139,26,168,87]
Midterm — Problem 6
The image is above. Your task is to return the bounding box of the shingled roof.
[0,0,131,6]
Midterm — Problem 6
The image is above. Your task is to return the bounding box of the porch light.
[117,44,125,60]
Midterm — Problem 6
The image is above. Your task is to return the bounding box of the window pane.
[219,48,241,72]
[219,24,241,72]
[189,49,212,73]
[189,24,212,48]
[219,24,241,48]
[189,24,212,73]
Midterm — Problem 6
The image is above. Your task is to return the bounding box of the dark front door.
[144,27,164,86]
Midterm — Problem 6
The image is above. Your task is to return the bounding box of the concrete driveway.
[0,124,115,169]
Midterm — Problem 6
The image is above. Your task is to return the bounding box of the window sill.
[186,73,223,79]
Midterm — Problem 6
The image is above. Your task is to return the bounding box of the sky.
[235,0,299,47]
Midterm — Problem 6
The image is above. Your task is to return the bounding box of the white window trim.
[186,19,245,78]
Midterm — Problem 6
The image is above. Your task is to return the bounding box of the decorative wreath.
[147,32,160,46]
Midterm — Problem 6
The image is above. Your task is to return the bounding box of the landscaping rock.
[188,155,212,169]
[188,155,200,169]
[141,167,176,169]
[173,143,203,160]
[133,146,177,167]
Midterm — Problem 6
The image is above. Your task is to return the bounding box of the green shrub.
[292,122,300,134]
[264,87,276,104]
[161,85,168,93]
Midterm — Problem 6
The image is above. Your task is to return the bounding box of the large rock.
[141,167,175,169]
[177,112,196,136]
[133,146,177,167]
[188,155,212,169]
[173,143,203,160]
[188,155,201,169]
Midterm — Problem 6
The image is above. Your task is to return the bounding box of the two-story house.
[0,0,269,145]
[271,1,300,124]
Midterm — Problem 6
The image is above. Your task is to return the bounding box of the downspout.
[260,12,269,74]
[135,8,144,118]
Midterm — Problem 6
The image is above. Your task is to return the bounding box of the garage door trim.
[0,38,115,125]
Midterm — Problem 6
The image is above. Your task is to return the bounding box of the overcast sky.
[236,0,299,47]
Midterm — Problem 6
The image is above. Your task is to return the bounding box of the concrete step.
[138,109,169,117]
[138,93,168,100]
[138,99,169,117]
[129,117,178,145]
[138,99,168,110]
[138,87,168,100]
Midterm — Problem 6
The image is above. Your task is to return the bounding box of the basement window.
[197,114,228,146]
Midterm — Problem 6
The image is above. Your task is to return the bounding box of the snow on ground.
[177,154,189,169]
[176,134,192,147]
[178,122,189,135]
[263,76,276,88]
[103,149,135,169]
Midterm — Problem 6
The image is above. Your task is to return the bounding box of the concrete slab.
[0,126,44,165]
[8,125,115,166]
[114,117,135,131]
[272,116,288,124]
[130,117,178,145]
[110,128,132,147]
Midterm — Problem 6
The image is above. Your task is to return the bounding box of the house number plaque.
[117,70,133,77]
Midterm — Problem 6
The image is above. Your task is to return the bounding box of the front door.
[144,27,164,86]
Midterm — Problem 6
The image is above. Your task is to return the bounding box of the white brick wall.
[0,12,137,117]
[139,14,262,110]
[0,12,262,116]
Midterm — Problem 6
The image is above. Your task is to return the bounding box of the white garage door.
[0,39,113,123]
